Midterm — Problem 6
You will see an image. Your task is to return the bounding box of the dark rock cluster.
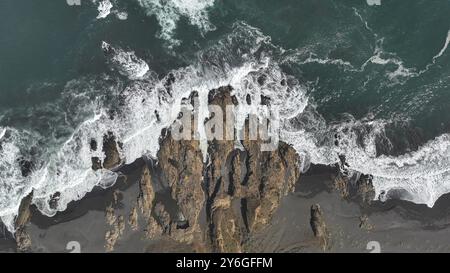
[129,86,302,252]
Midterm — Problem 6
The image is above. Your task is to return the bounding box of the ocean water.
[0,0,449,233]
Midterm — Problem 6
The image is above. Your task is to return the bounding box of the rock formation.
[91,131,123,171]
[359,215,373,231]
[15,228,32,253]
[310,204,329,251]
[137,164,156,219]
[128,205,139,231]
[14,192,33,252]
[105,214,125,252]
[333,172,375,205]
[128,86,302,252]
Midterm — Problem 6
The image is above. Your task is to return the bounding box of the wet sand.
[3,162,450,253]
[247,165,450,253]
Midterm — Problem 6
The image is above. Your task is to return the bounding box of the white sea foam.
[433,30,450,61]
[116,11,128,20]
[92,0,128,21]
[366,0,381,6]
[137,0,216,47]
[102,41,150,80]
[0,128,37,232]
[96,0,113,19]
[330,126,450,207]
[360,38,419,82]
[31,111,119,216]
[363,29,450,81]
[353,10,450,81]
[419,29,450,74]
[282,113,450,208]
[0,127,6,140]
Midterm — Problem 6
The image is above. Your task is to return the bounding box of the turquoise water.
[0,0,449,231]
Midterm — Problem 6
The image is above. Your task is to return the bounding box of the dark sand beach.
[3,161,450,253]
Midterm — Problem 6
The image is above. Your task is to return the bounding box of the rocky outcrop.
[15,193,32,229]
[157,124,205,245]
[132,86,301,252]
[136,164,165,239]
[15,228,32,252]
[137,164,156,219]
[102,132,122,170]
[91,131,123,171]
[105,214,125,252]
[128,205,139,231]
[145,216,163,239]
[105,205,116,226]
[359,215,373,231]
[104,191,125,252]
[204,88,300,252]
[333,172,375,205]
[333,174,350,199]
[310,204,329,251]
[14,192,33,252]
[354,176,376,204]
[154,203,171,232]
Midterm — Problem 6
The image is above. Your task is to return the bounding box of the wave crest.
[137,0,216,47]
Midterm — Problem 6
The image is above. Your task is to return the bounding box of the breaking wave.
[137,0,216,47]
[102,41,150,80]
[95,0,113,19]
[92,0,128,20]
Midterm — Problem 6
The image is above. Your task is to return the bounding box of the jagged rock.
[355,176,375,204]
[14,192,33,252]
[105,205,116,226]
[245,142,300,231]
[105,228,119,252]
[105,214,125,252]
[145,216,163,239]
[333,174,350,199]
[90,139,102,170]
[212,196,232,212]
[135,86,301,252]
[112,190,121,206]
[129,205,139,231]
[103,132,122,169]
[91,157,102,171]
[204,87,300,252]
[15,192,33,229]
[359,215,373,231]
[48,192,61,210]
[154,203,171,233]
[177,87,298,251]
[157,129,205,243]
[214,211,242,253]
[91,132,122,171]
[136,164,167,239]
[332,173,375,205]
[117,215,125,236]
[15,228,32,252]
[138,165,155,218]
[310,204,329,251]
[104,200,126,252]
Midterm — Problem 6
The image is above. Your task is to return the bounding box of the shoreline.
[3,159,450,252]
[2,86,450,253]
